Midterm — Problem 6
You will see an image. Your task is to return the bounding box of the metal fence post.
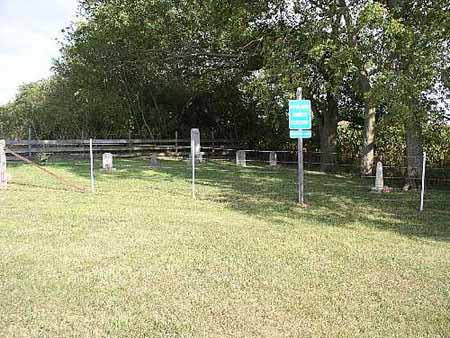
[420,152,426,212]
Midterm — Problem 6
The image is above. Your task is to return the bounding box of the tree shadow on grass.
[11,158,450,242]
[151,159,450,242]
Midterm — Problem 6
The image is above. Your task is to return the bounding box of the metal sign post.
[298,137,304,204]
[296,88,304,205]
[289,88,312,205]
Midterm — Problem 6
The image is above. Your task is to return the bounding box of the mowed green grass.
[0,158,449,338]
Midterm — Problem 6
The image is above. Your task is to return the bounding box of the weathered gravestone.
[269,151,278,167]
[188,128,202,164]
[102,153,114,171]
[372,161,384,192]
[149,153,161,167]
[236,150,246,167]
[0,140,7,189]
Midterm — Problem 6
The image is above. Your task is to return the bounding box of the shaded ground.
[1,158,449,337]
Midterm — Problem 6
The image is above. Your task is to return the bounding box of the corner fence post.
[0,140,7,189]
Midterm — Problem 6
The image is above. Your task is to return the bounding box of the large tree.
[55,0,271,139]
[390,0,449,187]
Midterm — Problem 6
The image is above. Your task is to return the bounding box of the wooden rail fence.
[5,138,238,158]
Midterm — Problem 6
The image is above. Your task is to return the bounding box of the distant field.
[0,158,449,338]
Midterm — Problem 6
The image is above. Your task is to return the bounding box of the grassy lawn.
[1,158,449,338]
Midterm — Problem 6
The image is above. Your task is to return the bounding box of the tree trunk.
[359,70,376,176]
[319,93,338,172]
[360,106,376,175]
[403,113,423,190]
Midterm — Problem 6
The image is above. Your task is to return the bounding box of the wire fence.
[234,149,450,190]
[3,138,450,207]
[3,149,450,217]
[4,138,238,159]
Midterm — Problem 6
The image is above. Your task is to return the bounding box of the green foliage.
[424,123,450,167]
[337,118,450,171]
[0,0,449,170]
[337,122,363,165]
[375,118,406,165]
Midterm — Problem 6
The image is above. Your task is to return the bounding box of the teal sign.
[289,100,312,130]
[290,130,311,139]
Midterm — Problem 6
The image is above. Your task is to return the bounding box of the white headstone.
[150,153,161,167]
[236,150,246,167]
[269,152,277,166]
[189,128,202,164]
[191,128,201,158]
[102,153,114,170]
[0,140,7,189]
[374,161,384,192]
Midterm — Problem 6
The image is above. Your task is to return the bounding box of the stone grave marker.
[102,153,114,171]
[188,128,203,164]
[150,153,161,167]
[372,161,384,192]
[236,150,246,167]
[269,151,277,166]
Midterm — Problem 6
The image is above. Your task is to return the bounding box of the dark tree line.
[1,0,449,179]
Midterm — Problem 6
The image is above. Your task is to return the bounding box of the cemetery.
[0,129,450,337]
[0,104,448,338]
[0,88,449,338]
[1,0,449,337]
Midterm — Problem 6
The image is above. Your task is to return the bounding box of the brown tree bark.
[359,70,376,176]
[319,93,338,172]
[360,106,376,175]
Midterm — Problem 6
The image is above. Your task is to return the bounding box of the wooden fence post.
[90,138,96,193]
[28,127,32,158]
[128,130,132,155]
[0,140,7,189]
[81,130,85,157]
